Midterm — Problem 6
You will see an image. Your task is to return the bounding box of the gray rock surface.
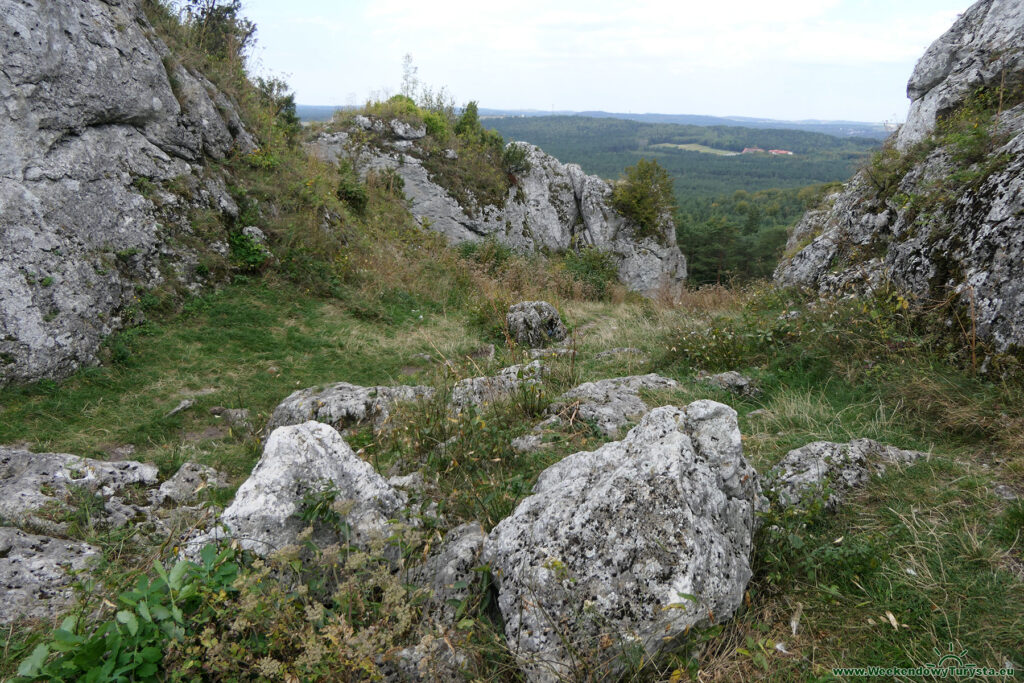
[310,134,686,295]
[412,523,487,624]
[0,0,256,384]
[775,1,1024,353]
[484,402,762,681]
[0,446,158,527]
[546,374,679,437]
[697,370,760,398]
[187,421,406,556]
[0,527,99,625]
[449,361,546,411]
[267,382,435,433]
[151,462,229,506]
[770,438,928,510]
[507,301,567,348]
[384,633,470,682]
[896,0,1024,149]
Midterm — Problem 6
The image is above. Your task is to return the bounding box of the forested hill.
[485,115,878,199]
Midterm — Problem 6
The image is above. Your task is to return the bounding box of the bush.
[336,160,368,215]
[502,143,531,175]
[563,247,619,299]
[610,159,676,243]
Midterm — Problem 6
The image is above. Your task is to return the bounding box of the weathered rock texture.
[506,301,567,348]
[0,527,99,625]
[770,438,928,511]
[775,0,1024,353]
[546,373,679,437]
[188,421,406,556]
[411,522,487,625]
[449,361,546,412]
[896,0,1024,149]
[697,370,760,398]
[1,0,255,385]
[267,382,435,434]
[0,446,159,529]
[311,133,687,295]
[484,403,762,681]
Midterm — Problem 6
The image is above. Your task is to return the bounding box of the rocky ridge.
[310,127,687,295]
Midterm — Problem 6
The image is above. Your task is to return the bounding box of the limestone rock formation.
[187,421,406,556]
[0,0,256,385]
[545,373,679,437]
[506,301,567,348]
[775,0,1024,353]
[0,527,99,625]
[310,132,687,295]
[449,361,546,411]
[267,382,435,434]
[411,522,487,625]
[697,370,760,398]
[769,438,928,511]
[484,402,762,681]
[896,0,1024,149]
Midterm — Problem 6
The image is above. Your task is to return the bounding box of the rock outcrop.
[506,301,567,348]
[775,0,1024,353]
[484,402,762,681]
[1,0,256,385]
[187,421,406,556]
[769,438,927,511]
[0,528,99,625]
[449,361,546,412]
[311,132,687,295]
[267,382,435,434]
[545,373,679,437]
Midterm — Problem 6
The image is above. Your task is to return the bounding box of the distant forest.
[486,115,878,284]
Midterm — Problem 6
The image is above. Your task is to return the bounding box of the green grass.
[651,142,740,156]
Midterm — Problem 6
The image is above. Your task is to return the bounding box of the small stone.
[506,301,567,348]
[993,484,1019,501]
[164,399,195,418]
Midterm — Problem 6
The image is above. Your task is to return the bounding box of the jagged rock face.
[775,0,1024,353]
[187,421,406,556]
[897,0,1024,149]
[0,0,255,385]
[546,373,679,437]
[484,403,762,682]
[310,133,687,295]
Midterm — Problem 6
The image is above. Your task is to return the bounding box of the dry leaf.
[885,610,899,630]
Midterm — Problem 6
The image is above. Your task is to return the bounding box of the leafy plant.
[611,158,677,243]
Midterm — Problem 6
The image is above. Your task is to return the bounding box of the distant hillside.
[480,109,891,139]
[296,104,345,121]
[484,115,878,199]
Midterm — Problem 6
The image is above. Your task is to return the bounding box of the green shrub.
[336,160,368,214]
[422,110,449,141]
[501,142,531,175]
[610,159,676,243]
[228,231,268,272]
[563,247,619,299]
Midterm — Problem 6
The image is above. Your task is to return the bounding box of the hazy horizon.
[240,0,974,123]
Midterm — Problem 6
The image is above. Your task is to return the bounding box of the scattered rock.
[697,370,760,397]
[412,523,487,624]
[384,632,470,682]
[164,399,196,418]
[769,439,928,511]
[390,119,427,140]
[0,446,158,527]
[507,301,567,348]
[484,403,763,681]
[466,344,495,362]
[266,382,434,433]
[210,407,253,433]
[993,484,1019,501]
[388,471,427,493]
[510,433,544,454]
[594,347,644,359]
[528,347,572,360]
[747,409,769,418]
[449,362,546,412]
[186,421,406,556]
[546,374,679,437]
[152,463,229,506]
[0,527,99,625]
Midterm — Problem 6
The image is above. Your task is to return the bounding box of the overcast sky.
[239,0,974,123]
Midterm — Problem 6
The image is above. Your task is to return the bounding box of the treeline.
[677,185,839,285]
[484,115,875,199]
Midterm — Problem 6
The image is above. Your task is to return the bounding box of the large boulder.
[774,0,1024,353]
[310,134,687,296]
[267,382,435,434]
[484,402,762,681]
[187,421,406,556]
[0,0,256,385]
[506,301,567,348]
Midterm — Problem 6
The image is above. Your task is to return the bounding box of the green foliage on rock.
[611,158,677,242]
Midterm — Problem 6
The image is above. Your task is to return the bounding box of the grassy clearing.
[651,142,741,156]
